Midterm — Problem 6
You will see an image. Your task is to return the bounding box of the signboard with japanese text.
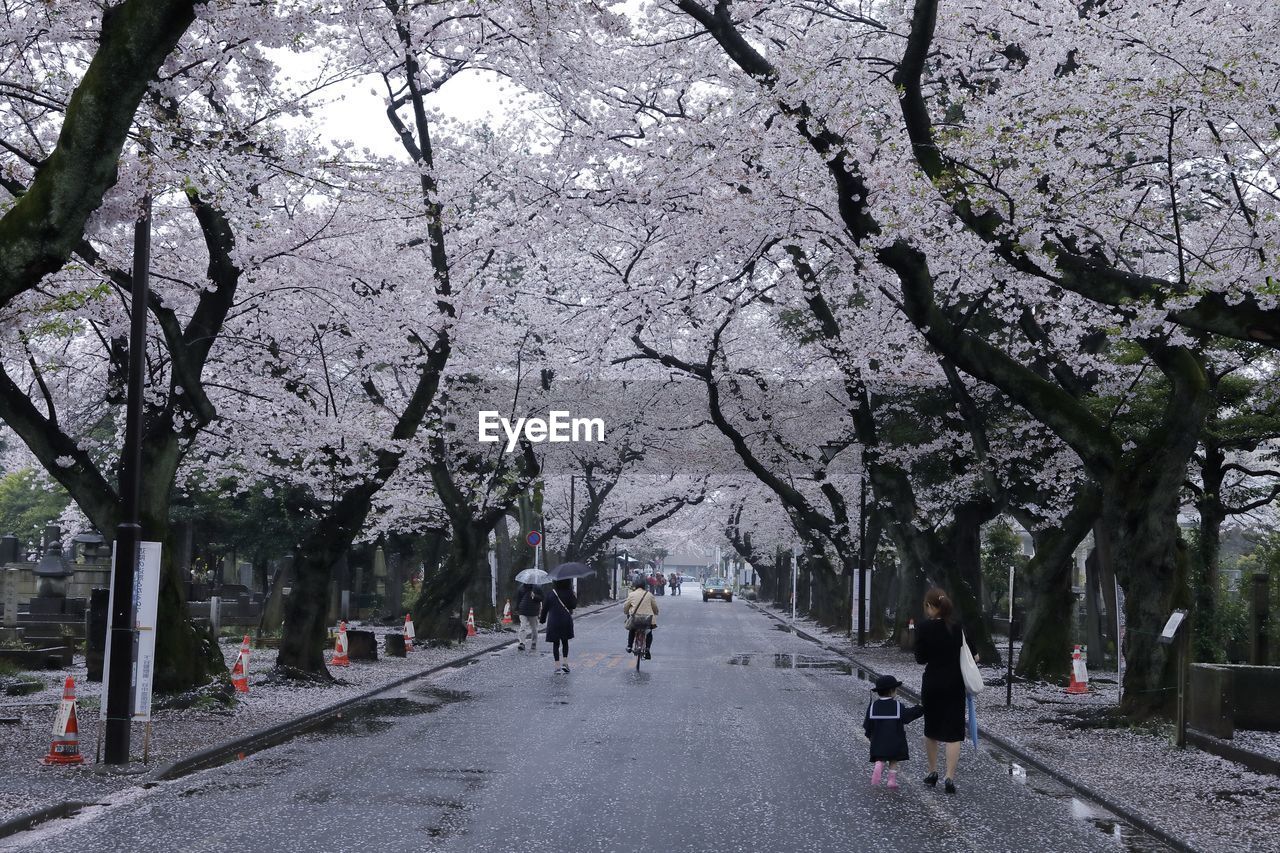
[100,541,163,722]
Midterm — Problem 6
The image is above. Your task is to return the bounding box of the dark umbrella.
[547,562,594,581]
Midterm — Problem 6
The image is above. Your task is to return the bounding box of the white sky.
[310,68,516,160]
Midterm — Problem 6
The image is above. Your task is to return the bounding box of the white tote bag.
[960,630,985,695]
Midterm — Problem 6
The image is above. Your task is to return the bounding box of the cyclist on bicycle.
[624,577,659,659]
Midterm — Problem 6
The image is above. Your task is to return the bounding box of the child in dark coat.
[863,675,925,789]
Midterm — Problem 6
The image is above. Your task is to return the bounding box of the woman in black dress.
[914,587,967,793]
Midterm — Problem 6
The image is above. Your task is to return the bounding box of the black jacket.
[515,585,542,617]
[863,697,925,762]
[540,587,577,642]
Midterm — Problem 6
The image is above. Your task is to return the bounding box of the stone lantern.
[71,530,106,565]
[34,523,73,602]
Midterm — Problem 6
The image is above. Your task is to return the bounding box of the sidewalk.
[759,604,1280,853]
[0,621,515,834]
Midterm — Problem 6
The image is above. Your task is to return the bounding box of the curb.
[1,601,620,841]
[747,602,1201,853]
[0,801,88,841]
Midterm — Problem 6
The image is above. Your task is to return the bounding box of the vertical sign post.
[791,545,799,624]
[1006,564,1015,707]
[101,541,162,754]
[1158,609,1188,748]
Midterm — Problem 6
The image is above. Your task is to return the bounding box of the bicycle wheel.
[634,632,645,671]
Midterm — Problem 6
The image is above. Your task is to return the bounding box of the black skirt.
[921,675,966,743]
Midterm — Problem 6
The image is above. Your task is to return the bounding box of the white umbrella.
[515,568,551,585]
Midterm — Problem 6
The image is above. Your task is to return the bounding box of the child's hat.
[872,674,903,692]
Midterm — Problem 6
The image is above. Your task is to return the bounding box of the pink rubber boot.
[887,770,899,789]
[870,761,884,786]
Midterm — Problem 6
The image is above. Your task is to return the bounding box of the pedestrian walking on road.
[863,675,924,789]
[622,578,658,658]
[668,573,679,596]
[514,583,542,651]
[540,579,577,674]
[915,587,968,794]
[655,571,666,595]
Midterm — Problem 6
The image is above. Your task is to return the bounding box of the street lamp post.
[105,194,152,765]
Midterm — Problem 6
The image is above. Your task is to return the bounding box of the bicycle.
[630,617,652,671]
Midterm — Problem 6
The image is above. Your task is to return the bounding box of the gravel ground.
[764,606,1280,853]
[0,623,513,823]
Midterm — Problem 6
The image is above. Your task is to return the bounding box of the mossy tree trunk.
[413,520,493,639]
[1013,487,1100,681]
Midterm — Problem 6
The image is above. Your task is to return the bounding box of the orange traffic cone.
[41,677,85,765]
[332,621,351,666]
[466,608,477,638]
[501,600,513,625]
[230,635,250,694]
[403,613,415,653]
[1067,645,1089,694]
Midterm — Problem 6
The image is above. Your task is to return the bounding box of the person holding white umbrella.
[513,571,546,651]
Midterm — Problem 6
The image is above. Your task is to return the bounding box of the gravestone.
[2,567,16,629]
[1253,572,1271,666]
[346,629,377,661]
[385,633,406,657]
[1189,665,1235,739]
[86,589,109,681]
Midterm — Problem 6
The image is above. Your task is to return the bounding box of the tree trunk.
[277,482,382,677]
[869,549,895,641]
[942,503,1000,664]
[140,436,226,693]
[1014,487,1100,680]
[1109,475,1195,718]
[892,542,927,649]
[1194,441,1226,662]
[413,521,492,639]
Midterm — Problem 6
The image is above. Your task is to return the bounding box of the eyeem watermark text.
[478,411,605,452]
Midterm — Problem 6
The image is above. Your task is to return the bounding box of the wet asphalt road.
[7,588,1130,853]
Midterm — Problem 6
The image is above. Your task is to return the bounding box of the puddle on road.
[985,745,1174,852]
[727,653,855,674]
[404,685,472,708]
[314,689,470,740]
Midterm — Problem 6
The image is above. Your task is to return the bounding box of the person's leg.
[627,628,635,651]
[552,639,562,671]
[871,760,884,786]
[560,639,570,671]
[944,741,961,780]
[886,760,899,789]
[644,629,654,658]
[924,737,939,783]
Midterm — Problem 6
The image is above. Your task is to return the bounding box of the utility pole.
[105,195,151,765]
[568,475,575,562]
[857,446,868,647]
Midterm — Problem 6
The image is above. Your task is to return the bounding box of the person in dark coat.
[514,583,542,651]
[540,579,577,674]
[863,675,924,789]
[914,587,968,794]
